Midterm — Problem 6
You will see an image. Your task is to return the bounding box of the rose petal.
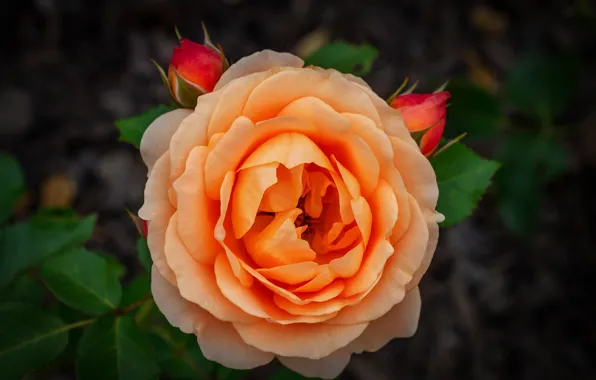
[172,146,220,264]
[205,116,316,200]
[243,210,316,268]
[151,265,197,334]
[278,350,351,380]
[304,171,334,218]
[350,82,418,148]
[342,179,398,297]
[138,154,176,284]
[239,132,333,172]
[214,50,304,91]
[208,71,270,137]
[233,319,368,359]
[215,171,254,287]
[243,68,381,125]
[164,212,256,323]
[140,109,192,172]
[328,242,365,278]
[407,217,439,291]
[390,136,439,212]
[260,164,304,213]
[169,91,220,182]
[214,254,334,324]
[330,196,428,324]
[348,287,421,353]
[351,196,372,247]
[231,162,279,238]
[152,265,274,368]
[256,261,318,285]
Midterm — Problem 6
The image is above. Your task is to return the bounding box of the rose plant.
[0,28,500,380]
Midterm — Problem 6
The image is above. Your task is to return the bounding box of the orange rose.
[139,50,442,379]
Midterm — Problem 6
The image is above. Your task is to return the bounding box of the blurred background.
[1,0,595,379]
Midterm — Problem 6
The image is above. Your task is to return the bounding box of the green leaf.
[304,42,378,76]
[506,52,580,122]
[137,237,152,272]
[102,254,127,279]
[430,143,500,226]
[40,247,122,315]
[120,274,150,309]
[77,315,159,380]
[445,80,503,139]
[0,211,97,290]
[116,105,176,148]
[0,154,26,224]
[0,274,44,304]
[150,324,214,379]
[0,303,69,379]
[269,366,326,380]
[495,134,568,235]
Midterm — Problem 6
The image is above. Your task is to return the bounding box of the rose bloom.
[139,50,442,379]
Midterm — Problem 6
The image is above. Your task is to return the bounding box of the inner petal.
[243,210,316,268]
[260,165,305,213]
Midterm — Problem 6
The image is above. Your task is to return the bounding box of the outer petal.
[164,212,256,323]
[195,318,274,370]
[233,320,368,359]
[151,265,197,334]
[152,265,275,369]
[169,91,220,182]
[330,196,429,324]
[138,154,175,284]
[348,287,421,353]
[173,146,220,264]
[243,68,381,125]
[407,217,439,290]
[278,349,351,379]
[140,109,192,172]
[214,50,304,91]
[390,136,439,212]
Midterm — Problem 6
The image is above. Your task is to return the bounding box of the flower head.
[140,51,441,379]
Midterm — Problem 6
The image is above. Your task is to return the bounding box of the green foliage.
[430,143,500,226]
[77,315,160,380]
[213,365,249,380]
[150,324,214,379]
[304,42,378,76]
[116,105,175,148]
[120,274,150,309]
[40,248,122,315]
[0,303,69,379]
[102,254,127,279]
[0,274,44,304]
[506,52,579,122]
[445,80,502,139]
[0,210,97,289]
[137,237,152,272]
[495,133,568,235]
[0,154,25,224]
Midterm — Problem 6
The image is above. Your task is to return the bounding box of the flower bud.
[391,91,451,156]
[167,38,224,108]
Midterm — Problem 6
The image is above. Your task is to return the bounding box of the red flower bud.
[167,38,223,108]
[391,91,450,156]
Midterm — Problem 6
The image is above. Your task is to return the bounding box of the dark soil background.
[1,0,596,379]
